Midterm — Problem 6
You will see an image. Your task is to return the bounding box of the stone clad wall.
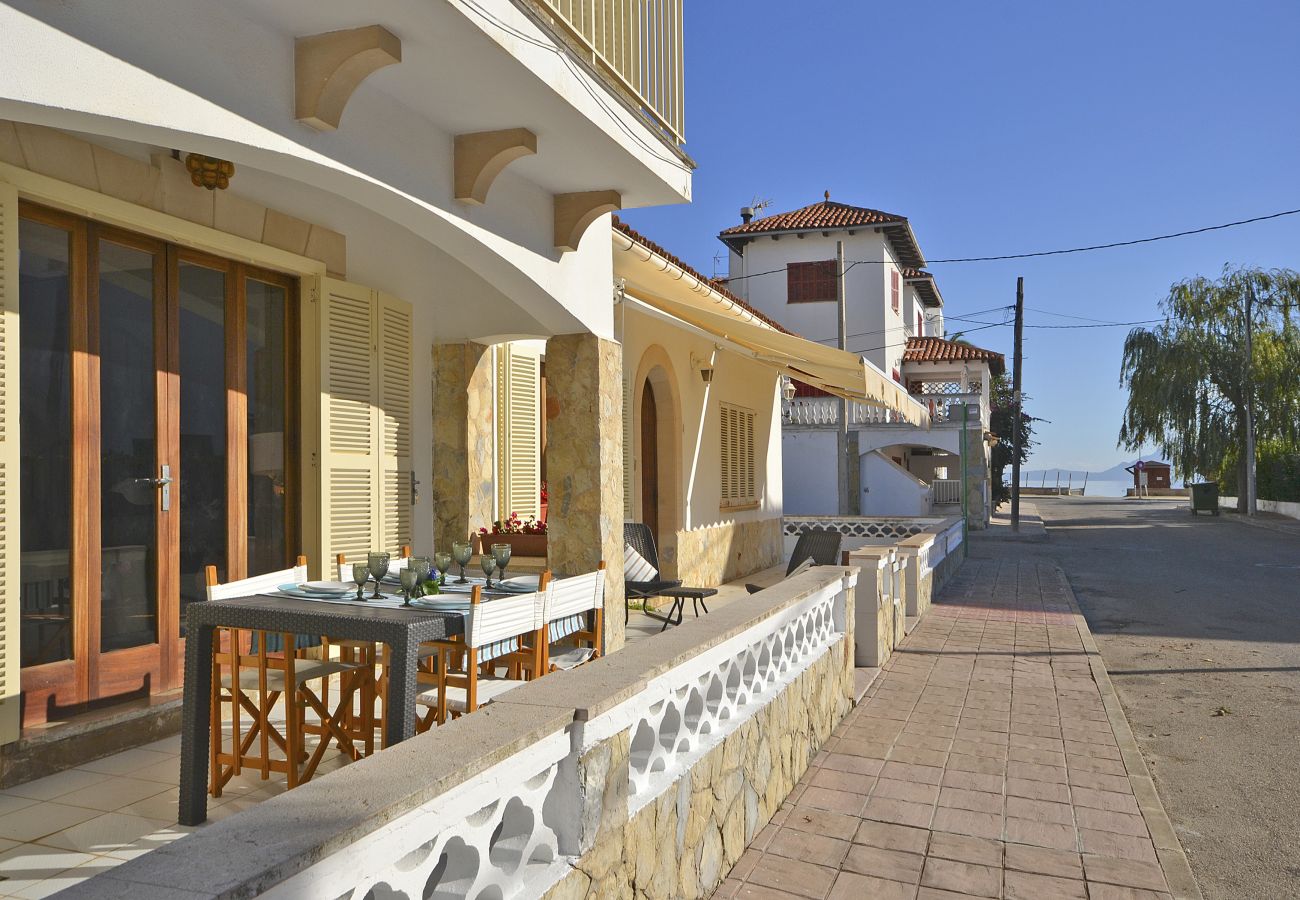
[675,517,783,587]
[543,638,852,900]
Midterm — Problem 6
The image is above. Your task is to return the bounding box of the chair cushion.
[223,659,362,692]
[415,677,525,712]
[623,542,658,582]
[549,647,595,671]
[788,557,815,578]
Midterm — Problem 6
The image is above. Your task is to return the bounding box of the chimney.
[740,206,754,224]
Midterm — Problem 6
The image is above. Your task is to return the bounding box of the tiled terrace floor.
[715,558,1185,900]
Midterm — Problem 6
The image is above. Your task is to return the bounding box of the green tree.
[989,373,1035,508]
[1118,265,1300,511]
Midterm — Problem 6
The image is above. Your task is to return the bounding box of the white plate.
[303,581,352,594]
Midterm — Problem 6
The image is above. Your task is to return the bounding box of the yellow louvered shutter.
[318,278,379,569]
[377,293,413,553]
[0,184,20,744]
[496,343,540,521]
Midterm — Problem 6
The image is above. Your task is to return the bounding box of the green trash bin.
[1190,482,1219,516]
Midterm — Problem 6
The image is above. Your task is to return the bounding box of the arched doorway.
[640,380,659,541]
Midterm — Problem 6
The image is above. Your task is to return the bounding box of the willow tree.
[1118,266,1300,511]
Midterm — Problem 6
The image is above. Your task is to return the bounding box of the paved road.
[1026,496,1300,900]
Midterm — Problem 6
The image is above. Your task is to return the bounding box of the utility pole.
[1244,280,1257,516]
[1010,276,1025,530]
[836,240,851,515]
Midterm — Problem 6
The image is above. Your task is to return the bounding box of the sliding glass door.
[17,204,297,726]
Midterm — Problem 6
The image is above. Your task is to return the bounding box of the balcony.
[783,393,984,429]
[524,0,685,146]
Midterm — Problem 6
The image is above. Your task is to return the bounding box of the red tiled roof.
[904,337,1005,376]
[612,216,790,334]
[719,200,906,236]
[901,267,943,307]
[717,199,925,268]
[901,267,929,279]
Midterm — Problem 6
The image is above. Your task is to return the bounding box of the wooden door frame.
[17,203,302,722]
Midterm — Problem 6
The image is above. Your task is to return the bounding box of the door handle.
[135,465,174,510]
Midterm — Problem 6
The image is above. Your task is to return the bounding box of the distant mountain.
[1022,460,1153,480]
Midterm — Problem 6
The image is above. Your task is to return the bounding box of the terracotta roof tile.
[904,336,1005,376]
[612,216,790,334]
[719,200,906,236]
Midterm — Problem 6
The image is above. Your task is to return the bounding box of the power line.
[716,205,1300,284]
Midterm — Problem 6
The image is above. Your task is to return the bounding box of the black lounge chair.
[623,523,716,630]
[745,528,843,594]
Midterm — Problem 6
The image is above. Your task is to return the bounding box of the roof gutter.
[612,228,780,333]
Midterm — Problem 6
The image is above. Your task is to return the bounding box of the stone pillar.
[432,342,495,549]
[544,333,625,652]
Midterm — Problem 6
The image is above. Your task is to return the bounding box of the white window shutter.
[377,293,413,553]
[318,277,379,569]
[496,343,540,520]
[0,183,21,744]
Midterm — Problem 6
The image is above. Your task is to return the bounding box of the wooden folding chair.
[414,586,540,730]
[543,562,606,672]
[207,558,370,796]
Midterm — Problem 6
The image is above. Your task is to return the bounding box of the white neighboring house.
[717,197,1003,526]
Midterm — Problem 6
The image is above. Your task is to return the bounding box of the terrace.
[0,513,966,898]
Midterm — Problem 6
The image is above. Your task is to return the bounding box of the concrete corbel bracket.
[554,190,621,252]
[295,25,402,131]
[454,129,538,205]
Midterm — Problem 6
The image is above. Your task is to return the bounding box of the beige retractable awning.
[613,228,930,426]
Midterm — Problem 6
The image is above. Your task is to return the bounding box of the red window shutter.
[787,260,836,303]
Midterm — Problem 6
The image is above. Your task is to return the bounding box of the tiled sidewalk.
[715,558,1193,900]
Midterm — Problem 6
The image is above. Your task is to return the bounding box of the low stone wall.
[63,569,857,900]
[1219,495,1300,519]
[675,516,783,587]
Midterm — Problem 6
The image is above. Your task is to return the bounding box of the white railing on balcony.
[931,479,962,505]
[533,0,685,144]
[783,393,982,428]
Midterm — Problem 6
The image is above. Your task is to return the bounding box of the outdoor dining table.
[177,590,470,826]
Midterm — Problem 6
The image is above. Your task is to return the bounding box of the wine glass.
[367,552,391,600]
[352,564,370,602]
[399,567,421,607]
[452,541,472,584]
[479,552,497,589]
[491,543,512,585]
[410,556,433,597]
[434,551,452,585]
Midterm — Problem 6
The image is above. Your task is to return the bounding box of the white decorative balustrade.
[580,575,845,811]
[263,727,574,900]
[783,515,943,542]
[783,393,982,429]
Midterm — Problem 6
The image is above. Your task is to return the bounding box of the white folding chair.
[542,561,606,672]
[415,586,541,728]
[206,558,370,795]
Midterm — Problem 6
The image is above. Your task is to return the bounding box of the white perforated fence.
[262,729,575,900]
[580,575,848,813]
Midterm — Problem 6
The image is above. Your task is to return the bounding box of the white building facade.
[0,0,689,742]
[717,198,1001,527]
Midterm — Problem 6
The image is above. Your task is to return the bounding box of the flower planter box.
[476,532,547,557]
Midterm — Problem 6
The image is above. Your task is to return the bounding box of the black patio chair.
[746,528,843,594]
[624,523,716,631]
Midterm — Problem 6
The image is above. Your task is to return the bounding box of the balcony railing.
[530,0,685,145]
[783,393,983,428]
[931,478,962,505]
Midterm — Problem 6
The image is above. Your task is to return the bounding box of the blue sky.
[619,1,1300,472]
